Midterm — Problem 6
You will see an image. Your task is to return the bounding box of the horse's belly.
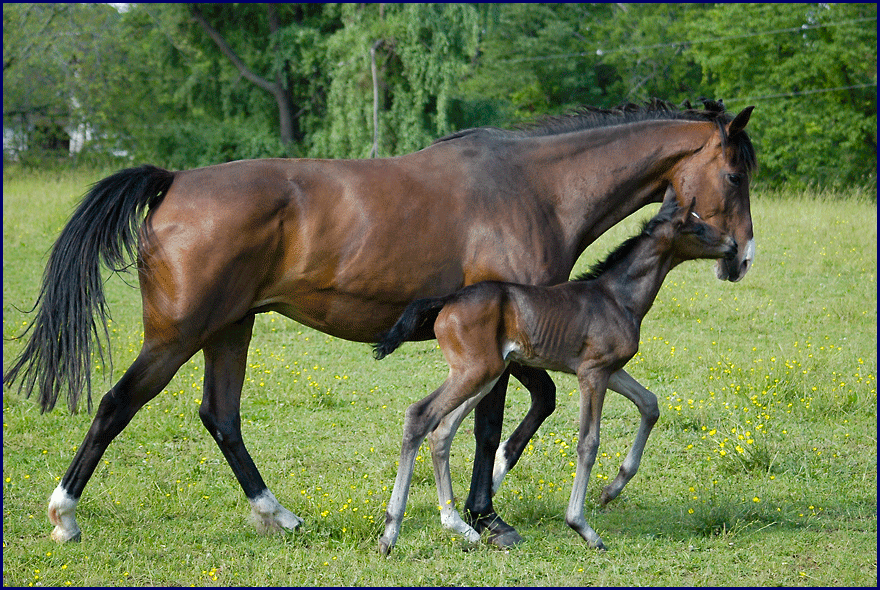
[251,288,418,343]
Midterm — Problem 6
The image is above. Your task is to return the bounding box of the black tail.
[373,296,451,360]
[3,165,176,413]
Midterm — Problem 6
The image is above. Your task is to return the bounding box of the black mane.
[435,98,756,173]
[572,202,678,283]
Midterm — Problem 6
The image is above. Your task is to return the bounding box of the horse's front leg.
[565,368,609,549]
[490,364,556,495]
[599,369,659,506]
[463,368,525,548]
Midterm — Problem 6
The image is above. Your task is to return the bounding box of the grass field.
[2,166,876,586]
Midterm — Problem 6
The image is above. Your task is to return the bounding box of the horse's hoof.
[466,510,524,549]
[50,527,81,543]
[378,537,393,557]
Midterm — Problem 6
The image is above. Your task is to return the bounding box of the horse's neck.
[525,120,715,259]
[597,237,675,323]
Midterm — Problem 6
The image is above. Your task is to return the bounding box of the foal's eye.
[726,173,743,187]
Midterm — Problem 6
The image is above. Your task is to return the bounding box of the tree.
[460,3,619,121]
[685,3,877,187]
[3,3,129,159]
[309,3,482,158]
[185,3,337,147]
[5,3,874,187]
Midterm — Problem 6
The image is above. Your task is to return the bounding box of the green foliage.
[309,4,482,158]
[685,3,877,188]
[588,3,713,105]
[459,4,618,120]
[3,3,876,187]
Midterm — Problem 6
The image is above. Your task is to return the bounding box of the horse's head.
[669,105,756,282]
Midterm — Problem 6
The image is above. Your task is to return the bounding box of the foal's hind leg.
[48,342,196,542]
[427,396,484,545]
[199,315,303,534]
[380,373,502,556]
[598,370,659,507]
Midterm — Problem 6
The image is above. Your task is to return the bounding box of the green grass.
[3,166,876,586]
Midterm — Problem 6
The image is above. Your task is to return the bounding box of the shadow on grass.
[496,494,877,547]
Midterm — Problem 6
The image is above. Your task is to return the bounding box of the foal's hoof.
[378,537,393,557]
[466,510,524,549]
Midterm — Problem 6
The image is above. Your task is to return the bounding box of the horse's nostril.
[725,239,738,260]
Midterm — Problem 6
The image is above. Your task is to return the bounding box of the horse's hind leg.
[48,342,196,542]
[198,315,303,534]
[598,369,659,507]
[490,365,556,494]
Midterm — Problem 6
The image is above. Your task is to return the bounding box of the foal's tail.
[3,165,176,414]
[373,296,451,360]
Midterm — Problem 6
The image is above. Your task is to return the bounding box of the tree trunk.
[190,4,297,145]
[369,40,382,158]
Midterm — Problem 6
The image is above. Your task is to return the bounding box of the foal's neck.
[597,236,678,323]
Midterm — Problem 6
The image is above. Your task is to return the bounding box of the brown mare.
[373,193,737,554]
[3,99,756,545]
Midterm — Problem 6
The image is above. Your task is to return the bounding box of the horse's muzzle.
[716,237,755,282]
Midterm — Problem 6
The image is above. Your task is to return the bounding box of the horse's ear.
[728,106,755,137]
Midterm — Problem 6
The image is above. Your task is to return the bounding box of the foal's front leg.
[599,370,659,506]
[565,368,610,549]
[490,367,644,497]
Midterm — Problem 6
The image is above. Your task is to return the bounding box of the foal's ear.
[679,197,698,225]
[659,185,679,217]
[728,106,755,137]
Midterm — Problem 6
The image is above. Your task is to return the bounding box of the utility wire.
[499,16,877,63]
[724,83,877,104]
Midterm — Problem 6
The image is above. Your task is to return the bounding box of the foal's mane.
[436,98,756,173]
[572,204,677,283]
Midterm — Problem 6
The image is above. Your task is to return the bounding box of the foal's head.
[651,190,738,264]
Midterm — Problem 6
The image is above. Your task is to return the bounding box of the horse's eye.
[726,173,743,187]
